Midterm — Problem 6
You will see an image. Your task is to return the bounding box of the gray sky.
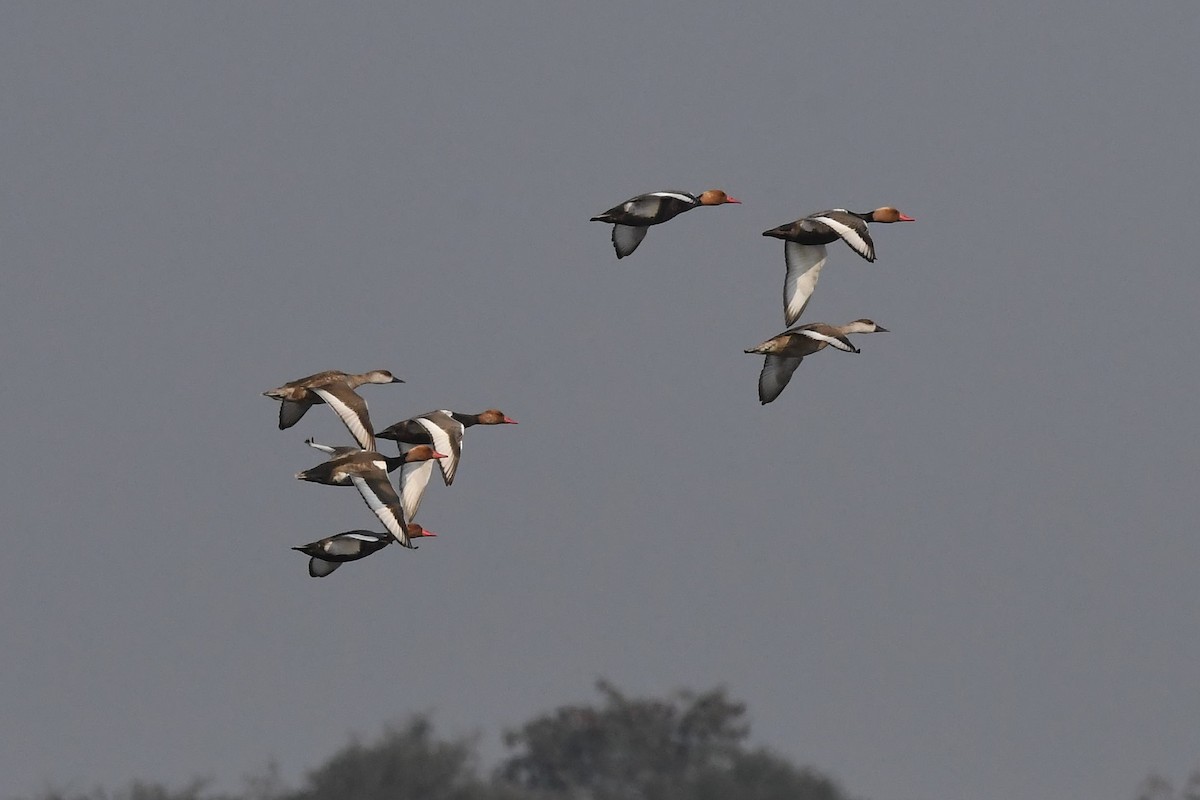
[2,3,1198,800]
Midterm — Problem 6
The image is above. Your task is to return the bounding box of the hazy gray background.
[2,3,1197,799]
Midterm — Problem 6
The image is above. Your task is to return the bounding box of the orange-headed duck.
[591,189,740,258]
[377,409,517,486]
[295,447,445,547]
[303,439,449,520]
[293,524,437,576]
[762,208,914,325]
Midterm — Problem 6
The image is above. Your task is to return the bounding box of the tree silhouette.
[278,717,498,800]
[496,679,848,800]
[1135,771,1200,800]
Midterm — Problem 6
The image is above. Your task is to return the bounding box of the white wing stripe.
[416,416,462,485]
[310,387,374,450]
[796,329,856,351]
[349,476,407,545]
[811,215,872,259]
[415,418,455,461]
[349,475,387,513]
[647,191,696,204]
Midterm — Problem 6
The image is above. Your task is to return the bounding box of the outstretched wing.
[278,398,313,430]
[349,473,411,548]
[397,458,437,521]
[757,356,804,405]
[782,242,828,326]
[612,224,650,258]
[310,384,376,451]
[307,558,342,577]
[415,413,465,485]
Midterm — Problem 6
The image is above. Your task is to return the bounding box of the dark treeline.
[22,680,1195,800]
[25,681,847,800]
[1135,772,1200,800]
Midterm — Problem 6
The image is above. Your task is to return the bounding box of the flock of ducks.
[263,370,515,577]
[266,192,910,578]
[590,190,914,403]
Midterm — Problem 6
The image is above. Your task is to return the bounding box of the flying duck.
[263,369,403,450]
[377,409,517,486]
[292,524,437,577]
[591,189,740,258]
[295,447,445,547]
[745,319,888,404]
[762,208,914,325]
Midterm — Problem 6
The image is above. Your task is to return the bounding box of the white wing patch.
[310,386,375,451]
[758,356,804,405]
[415,415,463,485]
[782,242,828,326]
[398,459,436,521]
[612,224,649,258]
[811,215,875,261]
